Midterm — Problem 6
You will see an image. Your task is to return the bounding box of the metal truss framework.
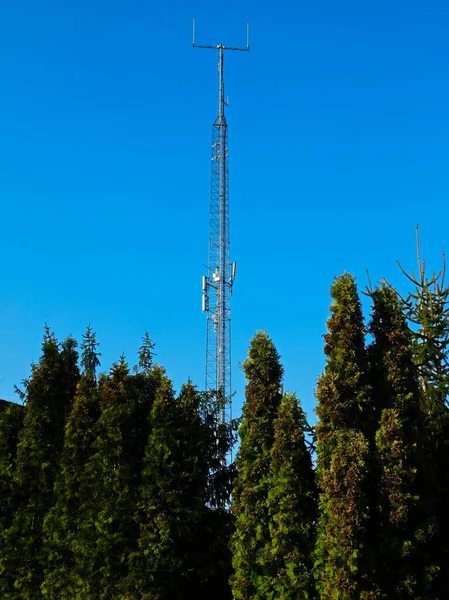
[193,21,249,425]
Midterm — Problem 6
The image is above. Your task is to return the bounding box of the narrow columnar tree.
[231,331,284,600]
[68,358,138,599]
[41,370,101,599]
[126,379,209,599]
[368,284,436,597]
[262,392,317,599]
[314,274,374,599]
[0,329,79,599]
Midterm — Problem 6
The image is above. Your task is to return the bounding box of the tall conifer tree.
[262,392,317,599]
[314,274,374,599]
[0,329,79,599]
[387,233,449,596]
[126,379,208,599]
[231,331,283,600]
[70,341,160,600]
[128,332,162,490]
[80,324,101,377]
[68,358,137,599]
[41,326,102,599]
[368,284,436,596]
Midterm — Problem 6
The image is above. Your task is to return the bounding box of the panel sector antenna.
[193,20,249,427]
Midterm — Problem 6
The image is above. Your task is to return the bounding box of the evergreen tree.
[231,331,283,600]
[314,274,374,599]
[198,390,239,600]
[67,343,161,600]
[200,389,238,510]
[0,329,79,599]
[0,402,24,534]
[126,379,208,600]
[368,284,436,597]
[261,392,317,599]
[388,232,449,595]
[41,371,101,599]
[134,330,156,374]
[68,358,137,599]
[129,332,163,490]
[80,324,101,377]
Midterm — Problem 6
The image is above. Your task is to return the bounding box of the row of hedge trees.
[1,246,449,598]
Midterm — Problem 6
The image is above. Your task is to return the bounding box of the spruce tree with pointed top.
[231,330,284,600]
[126,379,209,600]
[80,324,101,377]
[260,392,317,599]
[314,274,374,599]
[41,326,102,599]
[368,284,437,596]
[0,328,79,599]
[134,330,156,374]
[128,332,162,486]
[391,235,449,595]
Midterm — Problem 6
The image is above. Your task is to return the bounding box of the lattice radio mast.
[193,20,250,425]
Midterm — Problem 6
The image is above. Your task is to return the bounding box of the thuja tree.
[69,358,139,599]
[314,274,374,599]
[126,379,209,600]
[368,284,436,597]
[0,329,79,599]
[262,392,317,599]
[41,327,102,599]
[231,331,284,600]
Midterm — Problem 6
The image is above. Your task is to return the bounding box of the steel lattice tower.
[193,21,249,425]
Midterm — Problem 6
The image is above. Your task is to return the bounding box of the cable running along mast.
[193,20,249,426]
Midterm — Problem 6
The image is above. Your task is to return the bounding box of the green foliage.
[134,330,156,374]
[80,324,101,377]
[231,331,284,600]
[396,231,449,410]
[200,389,239,509]
[197,390,239,600]
[67,359,142,599]
[262,392,317,599]
[41,371,101,599]
[0,330,79,599]
[126,379,209,599]
[0,403,24,534]
[368,285,436,596]
[314,274,374,599]
[3,249,449,599]
[387,235,449,596]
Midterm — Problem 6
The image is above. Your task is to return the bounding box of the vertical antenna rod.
[194,20,249,426]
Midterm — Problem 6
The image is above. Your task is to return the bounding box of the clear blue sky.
[1,1,449,423]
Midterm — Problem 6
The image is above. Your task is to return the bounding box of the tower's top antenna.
[192,19,250,122]
[192,19,250,52]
